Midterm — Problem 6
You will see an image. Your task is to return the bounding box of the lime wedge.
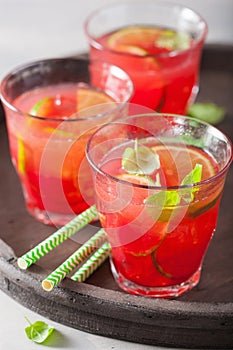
[30,97,52,117]
[107,26,162,50]
[17,136,26,175]
[106,25,160,67]
[117,173,155,186]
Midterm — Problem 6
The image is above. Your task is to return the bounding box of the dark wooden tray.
[0,45,233,349]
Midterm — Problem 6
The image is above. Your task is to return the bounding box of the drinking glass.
[85,1,207,114]
[0,57,133,226]
[86,114,232,298]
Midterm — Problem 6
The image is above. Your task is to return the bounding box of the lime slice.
[76,87,115,111]
[117,173,155,186]
[188,192,221,218]
[28,88,116,136]
[151,144,215,182]
[151,250,173,279]
[29,96,75,136]
[106,25,160,68]
[30,96,77,118]
[17,136,26,175]
[109,44,149,56]
[107,26,162,50]
[30,97,52,117]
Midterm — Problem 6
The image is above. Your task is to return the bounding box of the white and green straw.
[71,242,111,283]
[17,205,98,270]
[42,228,108,291]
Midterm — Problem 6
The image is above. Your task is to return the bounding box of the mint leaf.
[175,32,191,50]
[136,144,160,175]
[157,30,191,50]
[181,163,202,186]
[187,102,225,125]
[146,189,180,207]
[180,164,202,203]
[122,147,137,173]
[122,140,160,175]
[145,189,180,222]
[25,317,54,344]
[145,164,203,218]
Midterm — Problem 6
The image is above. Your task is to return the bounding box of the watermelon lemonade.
[0,58,133,226]
[86,114,232,298]
[85,1,207,114]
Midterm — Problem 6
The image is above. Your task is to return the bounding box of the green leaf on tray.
[25,317,54,344]
[122,139,160,175]
[187,102,225,125]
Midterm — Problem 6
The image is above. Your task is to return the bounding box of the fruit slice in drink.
[97,141,221,289]
[92,25,196,113]
[13,84,116,216]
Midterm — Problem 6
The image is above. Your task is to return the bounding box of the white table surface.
[1,289,166,350]
[0,1,232,349]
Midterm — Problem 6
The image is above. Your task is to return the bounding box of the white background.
[0,0,232,79]
[0,1,232,349]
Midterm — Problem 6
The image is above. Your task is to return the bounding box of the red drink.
[10,83,115,221]
[86,114,232,298]
[1,58,133,225]
[85,2,207,114]
[96,143,221,296]
[90,26,199,114]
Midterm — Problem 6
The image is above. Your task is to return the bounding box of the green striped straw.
[17,205,98,270]
[42,228,107,291]
[71,242,111,283]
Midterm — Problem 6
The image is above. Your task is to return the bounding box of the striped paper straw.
[17,205,98,270]
[42,228,106,291]
[71,242,111,283]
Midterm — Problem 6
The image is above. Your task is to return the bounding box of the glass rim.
[84,0,208,59]
[86,113,233,191]
[0,56,134,122]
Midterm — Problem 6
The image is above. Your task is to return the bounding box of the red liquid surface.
[94,142,222,291]
[90,26,203,114]
[8,83,115,222]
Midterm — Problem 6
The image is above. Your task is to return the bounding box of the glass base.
[110,260,201,299]
[27,207,76,227]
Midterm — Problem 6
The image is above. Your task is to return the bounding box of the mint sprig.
[157,30,191,51]
[180,163,202,203]
[145,164,203,218]
[146,189,180,208]
[122,140,160,175]
[25,317,54,344]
